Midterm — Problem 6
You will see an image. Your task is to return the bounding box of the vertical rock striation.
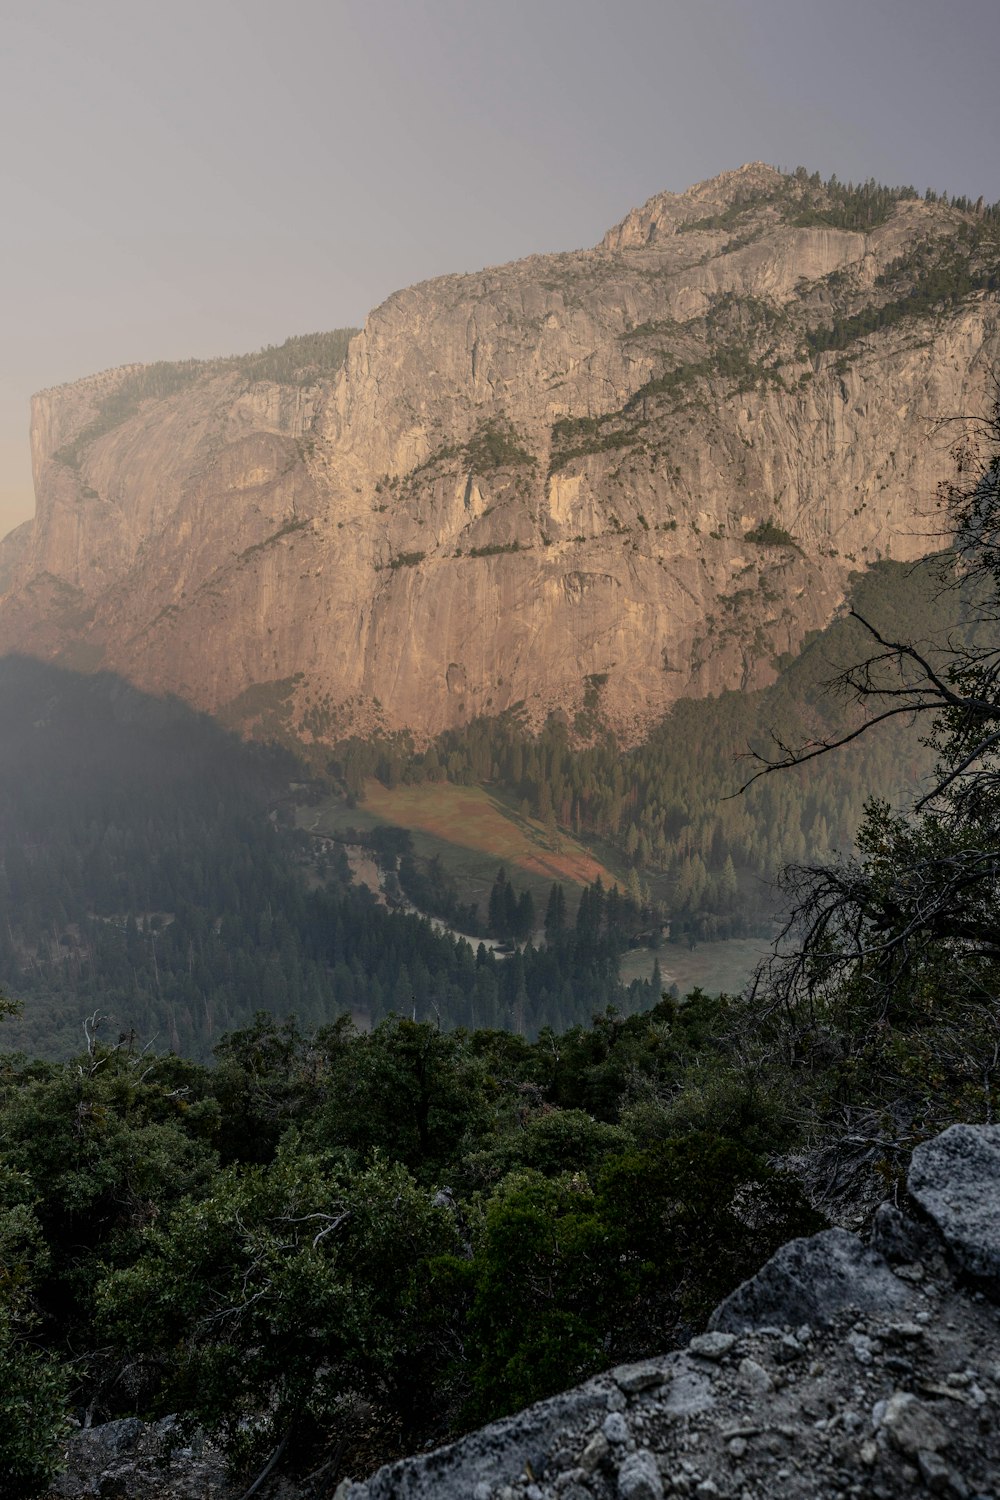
[2,164,998,744]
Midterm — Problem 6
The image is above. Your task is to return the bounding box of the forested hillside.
[332,555,953,939]
[0,659,656,1059]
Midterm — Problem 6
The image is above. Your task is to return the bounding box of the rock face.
[909,1123,1000,1288]
[3,164,999,744]
[331,1124,1000,1500]
[49,1416,227,1499]
[707,1227,917,1333]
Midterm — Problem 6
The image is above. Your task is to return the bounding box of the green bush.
[743,520,799,548]
[0,1201,70,1498]
[0,1337,70,1499]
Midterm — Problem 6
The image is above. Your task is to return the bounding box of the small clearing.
[620,936,773,997]
[303,780,621,914]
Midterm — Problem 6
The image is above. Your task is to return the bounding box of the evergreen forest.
[0,658,659,1061]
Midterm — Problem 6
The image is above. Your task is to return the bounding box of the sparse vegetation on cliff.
[549,412,642,472]
[743,520,799,548]
[676,168,922,236]
[464,417,535,471]
[231,328,357,385]
[807,225,1000,357]
[466,539,522,559]
[236,515,310,562]
[675,166,1000,239]
[51,329,358,469]
[53,361,209,469]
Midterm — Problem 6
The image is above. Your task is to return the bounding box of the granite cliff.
[2,165,998,744]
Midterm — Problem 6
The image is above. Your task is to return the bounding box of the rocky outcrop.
[335,1124,1000,1500]
[49,1416,227,1499]
[49,1124,1000,1498]
[905,1128,1000,1307]
[3,166,999,744]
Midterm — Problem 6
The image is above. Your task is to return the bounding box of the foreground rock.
[909,1123,1000,1289]
[48,1416,227,1499]
[336,1126,1000,1500]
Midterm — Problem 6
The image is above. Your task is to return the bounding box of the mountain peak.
[601,162,788,251]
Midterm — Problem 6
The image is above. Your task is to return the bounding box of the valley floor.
[620,937,773,998]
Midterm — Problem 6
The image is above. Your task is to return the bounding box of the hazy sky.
[2,0,999,539]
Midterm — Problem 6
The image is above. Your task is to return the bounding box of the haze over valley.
[5,4,1000,1496]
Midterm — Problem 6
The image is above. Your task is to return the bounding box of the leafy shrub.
[0,1337,69,1499]
[97,1151,460,1471]
[0,1200,70,1498]
[743,521,799,548]
[454,1132,821,1421]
